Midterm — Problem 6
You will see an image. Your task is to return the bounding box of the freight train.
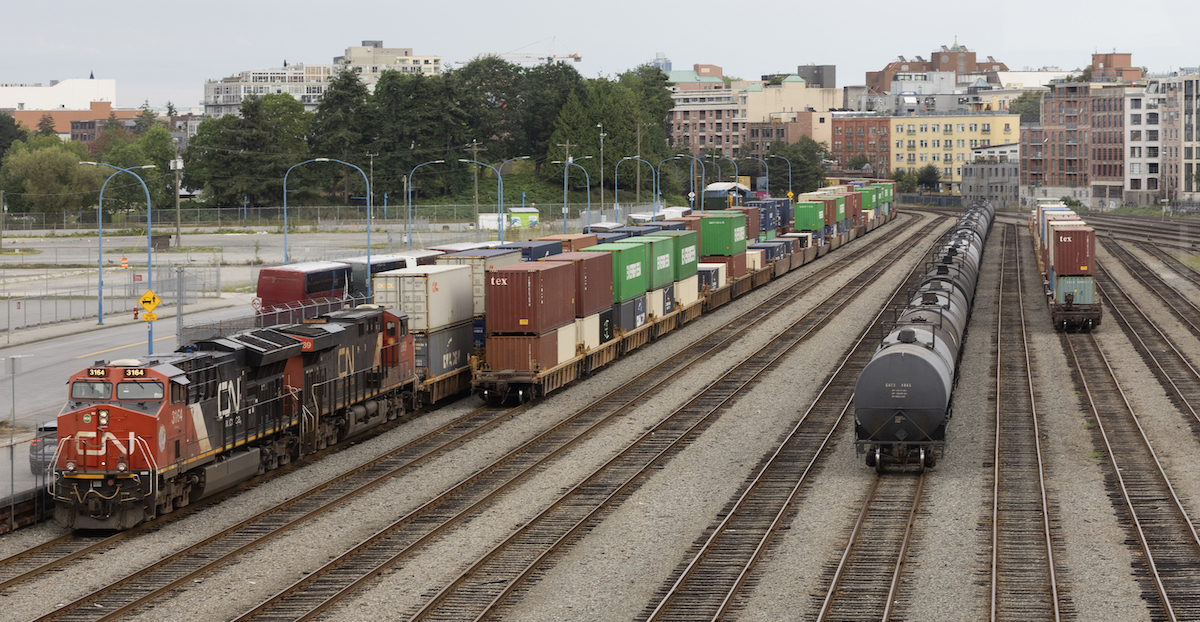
[853,200,994,471]
[1030,198,1101,330]
[49,181,899,530]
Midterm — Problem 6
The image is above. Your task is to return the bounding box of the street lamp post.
[597,124,606,215]
[312,158,372,298]
[675,154,705,213]
[657,156,679,212]
[553,159,593,233]
[407,160,445,250]
[460,158,516,243]
[745,156,769,195]
[770,154,793,198]
[555,155,592,233]
[81,162,155,351]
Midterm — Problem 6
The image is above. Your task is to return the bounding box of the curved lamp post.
[555,155,591,233]
[286,158,371,296]
[81,161,156,353]
[615,156,660,216]
[407,159,445,250]
[770,154,793,198]
[552,158,592,233]
[675,154,706,213]
[459,158,509,243]
[744,156,769,195]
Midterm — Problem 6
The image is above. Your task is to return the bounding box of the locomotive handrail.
[47,436,71,497]
[132,436,160,506]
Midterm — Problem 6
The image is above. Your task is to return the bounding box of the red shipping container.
[702,253,748,279]
[1053,226,1095,276]
[539,251,614,317]
[537,233,599,252]
[486,332,558,371]
[486,261,576,334]
[731,206,761,238]
[820,198,838,226]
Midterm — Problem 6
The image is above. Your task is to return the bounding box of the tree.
[916,164,941,192]
[165,101,177,118]
[309,67,371,203]
[446,56,524,159]
[768,136,830,194]
[133,101,159,135]
[0,135,104,218]
[36,114,56,136]
[846,154,871,171]
[518,61,586,174]
[99,125,176,213]
[0,112,29,163]
[891,168,917,193]
[1008,91,1044,125]
[91,112,135,155]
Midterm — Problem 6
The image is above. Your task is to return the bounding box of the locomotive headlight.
[117,462,128,472]
[98,410,109,427]
[65,461,76,472]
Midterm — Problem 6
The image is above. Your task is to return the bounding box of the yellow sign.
[143,313,158,321]
[787,191,795,199]
[139,290,161,313]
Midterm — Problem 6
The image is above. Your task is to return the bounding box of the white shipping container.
[676,275,700,307]
[698,262,728,287]
[575,313,602,351]
[647,286,668,319]
[556,323,577,364]
[373,265,472,331]
[746,249,765,271]
[435,250,523,315]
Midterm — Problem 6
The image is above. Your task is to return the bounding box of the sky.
[3,0,1198,110]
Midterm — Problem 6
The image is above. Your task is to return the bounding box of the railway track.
[1099,239,1200,339]
[235,219,946,622]
[1062,330,1200,622]
[989,224,1066,621]
[815,473,925,622]
[639,221,947,621]
[12,216,940,621]
[1138,243,1200,290]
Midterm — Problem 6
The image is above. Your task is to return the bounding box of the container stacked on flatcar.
[698,211,749,283]
[853,200,995,472]
[434,248,524,348]
[484,261,577,375]
[373,264,474,404]
[1030,200,1101,330]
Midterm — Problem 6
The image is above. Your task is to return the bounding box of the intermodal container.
[613,225,663,236]
[581,243,647,303]
[614,295,648,333]
[658,221,686,231]
[392,250,443,266]
[702,253,748,279]
[428,242,491,253]
[485,261,576,335]
[536,233,599,252]
[435,248,523,316]
[539,251,614,318]
[1052,226,1095,276]
[746,249,765,271]
[486,332,558,371]
[1054,276,1096,304]
[598,306,616,343]
[640,230,698,281]
[373,265,473,332]
[620,236,674,290]
[794,202,824,231]
[677,274,700,307]
[647,283,675,318]
[414,320,473,379]
[496,240,563,260]
[594,232,630,243]
[576,313,601,351]
[699,213,748,256]
[731,206,761,238]
[698,263,726,290]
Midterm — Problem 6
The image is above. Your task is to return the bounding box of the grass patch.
[1083,421,1095,429]
[104,246,223,254]
[1087,450,1104,461]
[0,248,43,256]
[222,283,256,293]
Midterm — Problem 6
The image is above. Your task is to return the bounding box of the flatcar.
[1030,200,1101,330]
[50,305,417,529]
[854,201,994,471]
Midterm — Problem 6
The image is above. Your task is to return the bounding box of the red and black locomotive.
[51,305,416,529]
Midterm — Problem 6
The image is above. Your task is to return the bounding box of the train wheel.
[865,449,876,468]
[925,449,937,469]
[918,448,927,473]
[874,447,884,474]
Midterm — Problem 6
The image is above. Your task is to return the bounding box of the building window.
[933,140,940,147]
[908,124,916,133]
[957,124,965,132]
[1148,130,1159,141]
[919,140,928,148]
[931,124,940,132]
[957,139,965,148]
[932,153,940,161]
[969,123,979,132]
[896,154,904,162]
[836,127,842,135]
[1131,114,1141,125]
[945,167,953,177]
[957,153,965,162]
[920,153,928,161]
[1148,146,1159,157]
[1130,178,1141,189]
[1131,98,1141,109]
[1130,146,1142,158]
[919,124,928,132]
[1149,163,1159,174]
[896,140,903,149]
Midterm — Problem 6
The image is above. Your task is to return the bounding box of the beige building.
[737,76,839,127]
[204,41,441,117]
[891,112,1020,194]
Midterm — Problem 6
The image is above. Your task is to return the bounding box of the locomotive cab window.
[117,381,164,400]
[71,381,112,400]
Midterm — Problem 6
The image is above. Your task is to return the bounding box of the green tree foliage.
[92,112,135,156]
[1008,91,1044,125]
[36,114,56,136]
[0,112,30,163]
[446,56,525,158]
[891,168,917,193]
[0,135,104,218]
[768,136,830,194]
[97,125,176,214]
[846,154,871,171]
[133,101,159,135]
[916,164,941,191]
[518,62,586,174]
[310,67,371,203]
[547,91,591,179]
[183,95,312,207]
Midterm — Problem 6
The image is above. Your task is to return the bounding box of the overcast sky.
[4,0,1197,110]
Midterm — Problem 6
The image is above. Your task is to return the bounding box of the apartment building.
[203,41,441,117]
[866,42,1008,94]
[1124,81,1171,206]
[962,144,1021,210]
[666,65,742,157]
[830,113,892,175]
[1181,71,1200,203]
[891,112,1020,194]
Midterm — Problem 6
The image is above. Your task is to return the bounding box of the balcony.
[944,128,954,135]
[907,130,917,135]
[1065,123,1078,130]
[1029,166,1044,173]
[943,144,954,150]
[1065,108,1078,116]
[907,145,917,150]
[981,129,991,135]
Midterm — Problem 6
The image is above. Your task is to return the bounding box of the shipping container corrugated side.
[496,240,563,260]
[435,249,524,316]
[580,243,648,303]
[641,230,699,282]
[620,236,675,291]
[699,215,749,256]
[614,295,648,333]
[414,320,474,379]
[1052,226,1095,277]
[539,251,614,318]
[373,265,473,332]
[486,332,559,371]
[485,261,576,335]
[702,253,747,279]
[1054,276,1096,304]
[536,233,599,252]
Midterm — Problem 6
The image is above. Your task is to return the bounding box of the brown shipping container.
[821,198,838,226]
[539,251,614,317]
[486,261,576,334]
[486,332,558,371]
[702,253,748,279]
[537,233,600,252]
[1053,226,1095,276]
[731,206,761,239]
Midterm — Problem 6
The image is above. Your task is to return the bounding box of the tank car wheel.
[918,448,927,473]
[874,447,884,474]
[924,449,937,469]
[865,449,876,468]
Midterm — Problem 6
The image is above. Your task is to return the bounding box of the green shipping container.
[581,243,647,303]
[619,236,675,290]
[699,213,748,256]
[794,202,824,231]
[761,229,776,241]
[856,188,877,210]
[639,230,698,282]
[1055,276,1096,304]
[834,196,846,221]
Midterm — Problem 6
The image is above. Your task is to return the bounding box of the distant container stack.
[699,211,748,283]
[484,261,577,371]
[373,264,474,382]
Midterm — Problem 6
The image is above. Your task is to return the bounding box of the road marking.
[76,336,177,359]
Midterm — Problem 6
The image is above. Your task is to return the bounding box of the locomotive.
[50,306,417,529]
[853,201,994,471]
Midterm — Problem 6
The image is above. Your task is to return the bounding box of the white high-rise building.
[203,41,442,117]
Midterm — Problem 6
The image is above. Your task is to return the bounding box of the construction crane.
[455,36,581,65]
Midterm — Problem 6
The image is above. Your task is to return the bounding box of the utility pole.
[366,151,378,212]
[556,141,578,162]
[466,140,486,219]
[597,124,606,215]
[636,125,644,205]
[171,149,182,247]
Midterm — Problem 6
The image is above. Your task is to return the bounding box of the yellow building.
[890,112,1020,194]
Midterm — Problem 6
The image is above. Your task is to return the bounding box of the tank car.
[50,306,417,530]
[854,202,993,471]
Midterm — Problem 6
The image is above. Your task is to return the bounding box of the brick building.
[830,113,892,175]
[866,42,1008,94]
